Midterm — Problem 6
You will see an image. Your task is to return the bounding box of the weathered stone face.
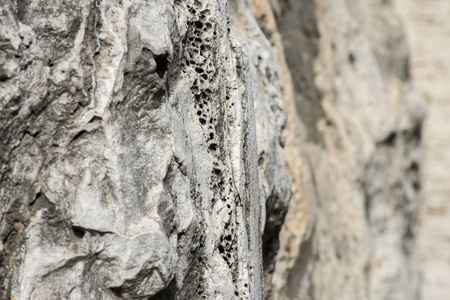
[0,0,423,299]
[254,1,424,300]
[0,0,290,298]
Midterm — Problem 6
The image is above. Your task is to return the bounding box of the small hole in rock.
[155,53,169,79]
[72,226,85,239]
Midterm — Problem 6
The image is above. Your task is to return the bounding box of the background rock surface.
[0,0,423,299]
[255,1,423,299]
[393,0,450,299]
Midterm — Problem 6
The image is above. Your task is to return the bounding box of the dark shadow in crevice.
[148,278,177,300]
[155,53,170,79]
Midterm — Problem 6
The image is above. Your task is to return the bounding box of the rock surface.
[0,0,289,298]
[393,0,450,299]
[248,1,424,299]
[0,0,423,299]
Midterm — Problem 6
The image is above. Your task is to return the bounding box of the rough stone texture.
[0,0,423,299]
[0,0,289,299]
[247,0,424,299]
[393,1,450,299]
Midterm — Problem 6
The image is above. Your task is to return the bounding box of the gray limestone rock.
[0,0,423,299]
[0,0,289,298]
[252,0,424,299]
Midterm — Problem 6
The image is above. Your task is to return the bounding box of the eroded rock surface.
[247,1,424,300]
[0,0,423,299]
[0,0,289,299]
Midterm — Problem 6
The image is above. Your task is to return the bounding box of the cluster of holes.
[218,223,237,266]
[182,1,249,298]
[183,0,221,154]
[225,91,235,107]
[222,213,249,299]
[210,162,249,299]
[196,275,207,299]
[224,89,238,126]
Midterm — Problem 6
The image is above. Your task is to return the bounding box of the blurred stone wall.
[249,1,424,299]
[394,1,450,299]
